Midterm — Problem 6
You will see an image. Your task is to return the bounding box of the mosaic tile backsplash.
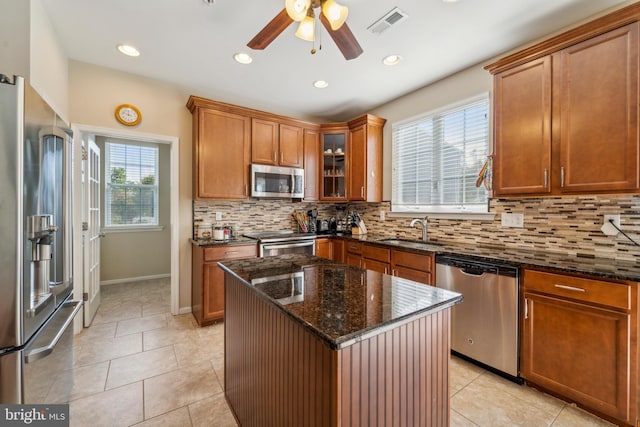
[194,195,640,262]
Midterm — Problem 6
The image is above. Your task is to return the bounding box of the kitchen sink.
[376,238,443,251]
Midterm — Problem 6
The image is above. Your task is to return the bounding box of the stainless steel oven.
[243,231,316,257]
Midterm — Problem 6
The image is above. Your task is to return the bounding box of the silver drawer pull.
[225,251,240,255]
[554,284,586,293]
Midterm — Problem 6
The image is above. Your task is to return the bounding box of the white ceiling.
[41,0,630,122]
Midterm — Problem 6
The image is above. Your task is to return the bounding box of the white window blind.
[392,94,490,214]
[105,142,159,227]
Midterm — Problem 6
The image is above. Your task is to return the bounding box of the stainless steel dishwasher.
[435,255,521,382]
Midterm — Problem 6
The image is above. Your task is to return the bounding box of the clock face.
[115,104,141,126]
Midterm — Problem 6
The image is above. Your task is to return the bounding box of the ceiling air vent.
[367,7,408,35]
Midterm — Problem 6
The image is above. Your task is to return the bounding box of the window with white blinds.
[105,142,159,227]
[392,94,490,214]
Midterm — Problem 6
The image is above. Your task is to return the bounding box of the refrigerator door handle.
[25,300,82,363]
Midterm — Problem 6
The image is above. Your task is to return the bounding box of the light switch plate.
[215,212,222,221]
[501,213,524,228]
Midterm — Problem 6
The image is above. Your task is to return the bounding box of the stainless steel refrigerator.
[0,74,82,403]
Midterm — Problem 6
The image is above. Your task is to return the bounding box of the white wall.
[29,0,69,122]
[68,61,193,311]
[0,0,29,79]
[96,137,171,283]
[371,66,492,201]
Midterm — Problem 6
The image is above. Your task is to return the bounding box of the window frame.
[391,93,491,216]
[104,141,160,230]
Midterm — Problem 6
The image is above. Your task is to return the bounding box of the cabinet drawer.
[345,241,362,254]
[391,250,433,272]
[204,244,257,262]
[523,269,630,310]
[362,244,390,263]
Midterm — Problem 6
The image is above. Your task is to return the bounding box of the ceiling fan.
[247,0,363,60]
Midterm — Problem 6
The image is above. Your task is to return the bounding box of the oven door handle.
[262,241,315,251]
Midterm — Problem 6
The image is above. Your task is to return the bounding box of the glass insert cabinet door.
[321,130,347,200]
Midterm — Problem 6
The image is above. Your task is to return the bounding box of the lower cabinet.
[361,244,390,274]
[345,241,363,268]
[315,237,332,259]
[192,243,257,326]
[391,249,434,285]
[522,269,637,424]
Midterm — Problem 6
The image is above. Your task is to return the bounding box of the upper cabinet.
[348,114,386,202]
[303,128,320,201]
[320,124,348,201]
[319,114,386,202]
[487,5,640,197]
[188,95,384,202]
[251,118,304,168]
[187,97,251,200]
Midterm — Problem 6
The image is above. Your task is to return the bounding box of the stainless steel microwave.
[251,164,304,198]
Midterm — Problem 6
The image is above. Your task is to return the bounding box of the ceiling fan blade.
[247,8,294,50]
[319,14,363,60]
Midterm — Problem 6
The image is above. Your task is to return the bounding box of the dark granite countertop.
[219,254,463,350]
[191,237,257,246]
[331,234,640,282]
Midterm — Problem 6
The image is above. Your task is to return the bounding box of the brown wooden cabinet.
[332,238,344,263]
[303,128,320,201]
[521,269,637,424]
[493,57,552,196]
[557,24,639,193]
[320,124,349,201]
[391,249,434,285]
[251,119,304,168]
[347,114,386,202]
[187,98,251,199]
[361,244,390,274]
[192,243,257,326]
[315,237,332,259]
[344,240,362,268]
[487,16,640,196]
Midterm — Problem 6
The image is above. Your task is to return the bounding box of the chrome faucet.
[410,217,428,242]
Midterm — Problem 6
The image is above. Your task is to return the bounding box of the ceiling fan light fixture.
[313,80,329,88]
[295,11,316,42]
[286,0,311,21]
[322,0,348,30]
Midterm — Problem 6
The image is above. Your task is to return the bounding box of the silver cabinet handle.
[554,284,586,293]
[361,186,364,198]
[524,297,528,320]
[543,169,548,188]
[273,152,277,163]
[560,167,565,187]
[281,152,284,164]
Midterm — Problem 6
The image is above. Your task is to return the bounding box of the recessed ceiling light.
[383,54,402,66]
[234,52,253,64]
[442,0,460,3]
[313,80,329,89]
[116,44,140,57]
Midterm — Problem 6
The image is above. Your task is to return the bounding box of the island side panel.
[224,271,452,427]
[338,310,451,427]
[224,273,339,426]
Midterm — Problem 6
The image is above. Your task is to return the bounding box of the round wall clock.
[115,104,142,126]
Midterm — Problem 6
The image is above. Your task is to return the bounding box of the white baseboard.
[178,306,193,315]
[100,273,171,286]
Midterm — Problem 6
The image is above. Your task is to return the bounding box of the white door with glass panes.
[83,137,102,326]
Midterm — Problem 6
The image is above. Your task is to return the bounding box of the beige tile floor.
[62,278,614,427]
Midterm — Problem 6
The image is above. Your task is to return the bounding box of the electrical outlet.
[215,212,222,221]
[604,214,620,228]
[601,214,621,236]
[379,210,385,221]
[501,213,524,228]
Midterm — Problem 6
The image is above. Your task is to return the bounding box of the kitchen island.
[219,254,463,427]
